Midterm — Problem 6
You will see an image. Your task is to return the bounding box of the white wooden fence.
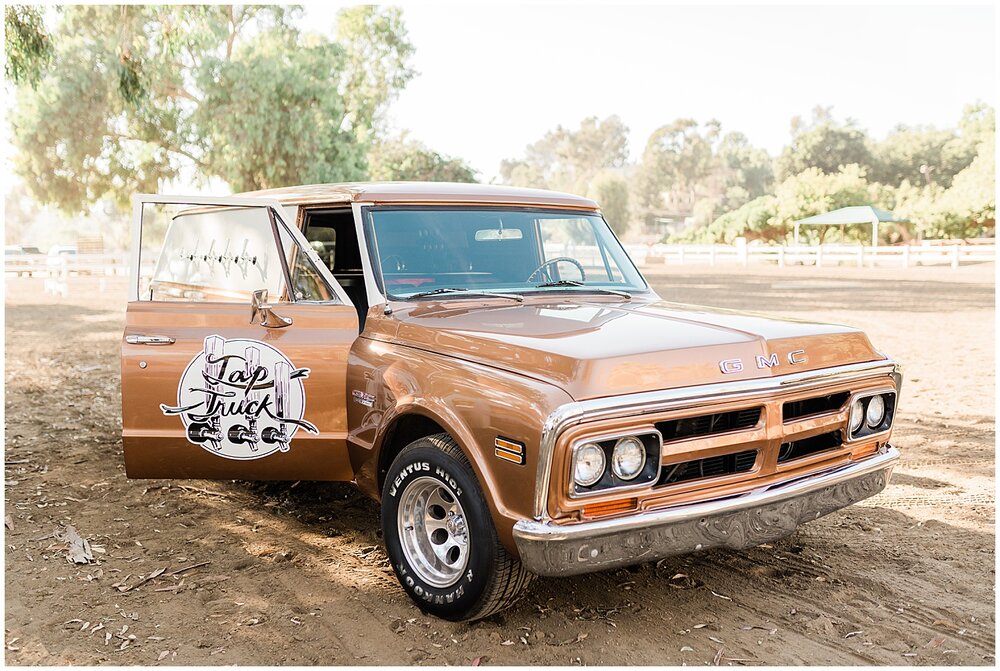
[5,243,994,283]
[4,253,133,277]
[624,243,996,268]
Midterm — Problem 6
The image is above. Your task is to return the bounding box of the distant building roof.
[795,205,905,226]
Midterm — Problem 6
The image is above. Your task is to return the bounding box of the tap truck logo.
[160,335,318,460]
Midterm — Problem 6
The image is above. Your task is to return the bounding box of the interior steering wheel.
[527,257,587,284]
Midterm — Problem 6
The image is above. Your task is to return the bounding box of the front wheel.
[381,433,534,621]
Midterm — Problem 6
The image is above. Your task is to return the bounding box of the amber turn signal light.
[582,498,637,518]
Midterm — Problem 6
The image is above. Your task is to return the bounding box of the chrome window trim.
[567,429,663,499]
[532,359,901,520]
[352,201,386,308]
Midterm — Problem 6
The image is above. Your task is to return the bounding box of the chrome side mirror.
[250,289,292,329]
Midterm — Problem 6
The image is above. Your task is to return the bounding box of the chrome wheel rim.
[397,476,470,588]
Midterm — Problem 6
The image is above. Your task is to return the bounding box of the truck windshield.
[367,207,647,299]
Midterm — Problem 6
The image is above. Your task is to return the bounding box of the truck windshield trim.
[363,205,648,301]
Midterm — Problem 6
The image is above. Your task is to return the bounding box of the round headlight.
[574,443,606,487]
[866,395,886,427]
[849,399,865,433]
[611,436,646,480]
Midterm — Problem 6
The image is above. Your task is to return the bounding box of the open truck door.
[121,195,358,480]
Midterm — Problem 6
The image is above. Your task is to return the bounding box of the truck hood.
[381,298,883,401]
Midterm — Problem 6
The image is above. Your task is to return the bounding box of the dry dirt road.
[4,263,995,666]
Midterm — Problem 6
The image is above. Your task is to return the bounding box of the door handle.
[125,335,176,346]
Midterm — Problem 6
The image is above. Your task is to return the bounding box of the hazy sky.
[304,3,996,181]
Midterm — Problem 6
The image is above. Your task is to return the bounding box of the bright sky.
[304,2,997,181]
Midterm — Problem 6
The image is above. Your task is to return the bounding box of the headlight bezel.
[569,430,662,498]
[845,389,896,442]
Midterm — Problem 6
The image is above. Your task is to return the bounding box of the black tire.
[381,433,534,621]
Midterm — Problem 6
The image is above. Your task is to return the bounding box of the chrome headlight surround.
[569,430,662,497]
[845,389,897,442]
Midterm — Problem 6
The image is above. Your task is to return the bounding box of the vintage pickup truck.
[121,183,901,621]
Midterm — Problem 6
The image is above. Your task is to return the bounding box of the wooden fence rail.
[624,243,995,269]
[5,244,994,283]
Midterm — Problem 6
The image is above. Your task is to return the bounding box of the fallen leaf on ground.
[58,526,94,564]
[740,625,777,635]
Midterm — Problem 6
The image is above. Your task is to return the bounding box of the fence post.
[816,245,823,268]
[951,245,960,268]
[902,245,910,268]
[778,246,785,268]
[709,245,716,267]
[856,245,864,268]
[679,245,685,265]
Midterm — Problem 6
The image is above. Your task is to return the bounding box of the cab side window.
[138,202,339,305]
[140,204,286,303]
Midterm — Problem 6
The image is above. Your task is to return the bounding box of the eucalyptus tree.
[7,4,416,212]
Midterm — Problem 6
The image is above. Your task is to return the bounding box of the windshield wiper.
[532,280,632,300]
[406,287,523,302]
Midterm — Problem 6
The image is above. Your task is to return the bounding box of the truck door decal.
[160,335,318,460]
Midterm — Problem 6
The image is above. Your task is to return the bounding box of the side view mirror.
[250,289,292,329]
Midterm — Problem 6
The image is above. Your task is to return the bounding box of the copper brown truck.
[120,183,901,621]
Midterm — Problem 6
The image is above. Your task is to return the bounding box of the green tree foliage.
[192,31,368,192]
[776,117,874,181]
[588,172,630,236]
[368,134,477,182]
[687,104,994,243]
[500,115,629,194]
[687,131,774,227]
[893,140,995,239]
[870,125,956,187]
[4,5,53,86]
[335,6,415,138]
[869,104,994,188]
[7,5,416,212]
[680,165,872,244]
[636,118,720,210]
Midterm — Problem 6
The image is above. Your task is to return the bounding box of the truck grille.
[657,407,761,442]
[783,392,850,422]
[658,449,758,486]
[777,431,843,463]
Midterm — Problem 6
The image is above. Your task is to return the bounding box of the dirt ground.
[3,262,995,666]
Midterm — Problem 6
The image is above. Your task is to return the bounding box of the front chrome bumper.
[513,446,898,577]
